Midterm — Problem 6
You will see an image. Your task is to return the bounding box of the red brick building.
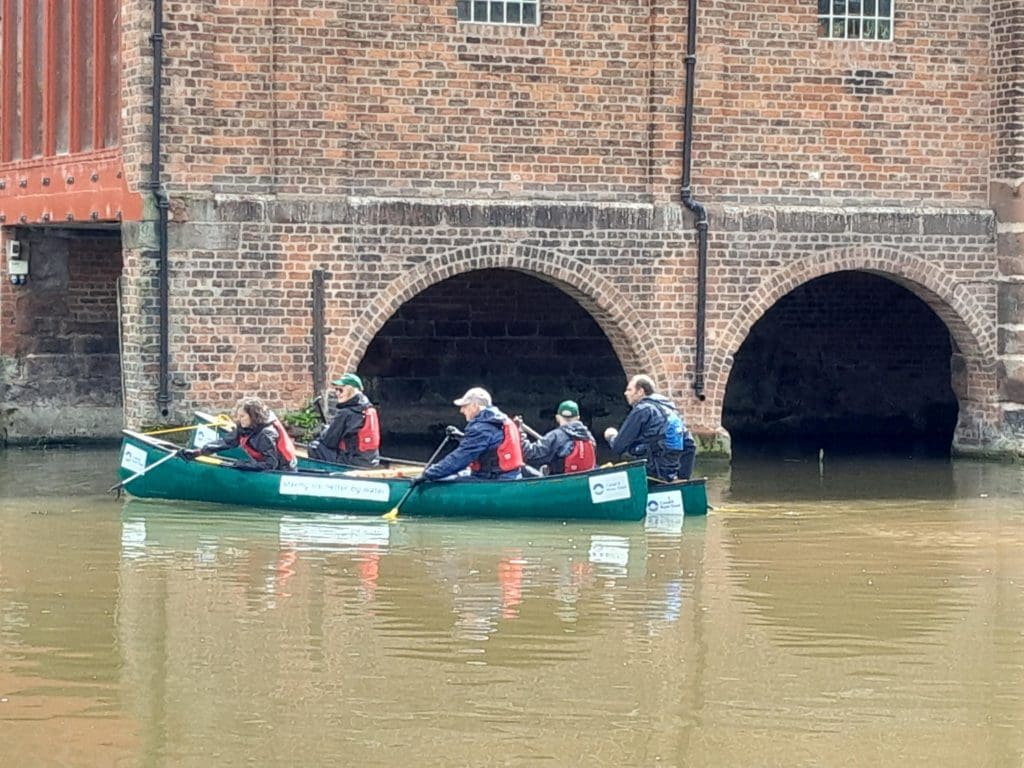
[0,0,1021,457]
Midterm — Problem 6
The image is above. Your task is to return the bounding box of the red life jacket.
[340,406,381,453]
[561,439,597,474]
[470,419,524,476]
[240,419,297,465]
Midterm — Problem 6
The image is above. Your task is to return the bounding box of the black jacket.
[522,421,596,474]
[317,392,379,467]
[202,423,291,471]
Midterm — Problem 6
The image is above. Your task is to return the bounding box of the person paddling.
[410,387,523,486]
[603,375,696,481]
[309,373,381,467]
[182,397,297,471]
[517,400,597,475]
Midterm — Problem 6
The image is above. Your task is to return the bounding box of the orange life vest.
[340,406,381,453]
[470,419,524,475]
[240,419,297,465]
[561,438,597,474]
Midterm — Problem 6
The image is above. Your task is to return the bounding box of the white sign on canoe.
[646,489,684,517]
[194,425,220,449]
[120,444,148,474]
[279,474,391,503]
[588,471,631,504]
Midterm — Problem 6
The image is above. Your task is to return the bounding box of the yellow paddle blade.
[195,455,229,466]
[382,508,399,521]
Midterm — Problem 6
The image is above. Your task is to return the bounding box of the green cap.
[557,400,579,418]
[331,373,363,389]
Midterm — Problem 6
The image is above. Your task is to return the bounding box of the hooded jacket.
[318,392,380,467]
[607,395,694,458]
[521,420,597,474]
[424,406,522,481]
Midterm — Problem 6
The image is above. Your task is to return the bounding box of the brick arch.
[705,247,997,409]
[337,241,668,379]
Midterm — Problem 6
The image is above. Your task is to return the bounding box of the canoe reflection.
[119,500,699,666]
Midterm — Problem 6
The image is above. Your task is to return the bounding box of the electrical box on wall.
[6,239,29,285]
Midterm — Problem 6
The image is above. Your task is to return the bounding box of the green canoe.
[116,430,650,521]
[187,411,709,517]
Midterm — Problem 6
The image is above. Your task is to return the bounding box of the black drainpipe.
[147,0,171,417]
[681,0,707,401]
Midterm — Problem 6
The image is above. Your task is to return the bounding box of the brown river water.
[1,446,1022,767]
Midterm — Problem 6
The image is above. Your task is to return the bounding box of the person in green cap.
[308,373,381,467]
[517,399,597,475]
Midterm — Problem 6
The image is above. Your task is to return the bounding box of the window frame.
[818,0,894,42]
[456,0,540,27]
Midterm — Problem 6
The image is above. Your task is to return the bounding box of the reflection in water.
[1,447,1023,766]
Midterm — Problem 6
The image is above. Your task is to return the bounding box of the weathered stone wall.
[991,0,1024,442]
[0,230,123,444]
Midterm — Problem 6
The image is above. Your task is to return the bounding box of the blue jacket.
[424,406,522,481]
[608,395,693,458]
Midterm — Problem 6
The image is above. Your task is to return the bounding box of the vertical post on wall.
[148,0,171,417]
[312,268,327,399]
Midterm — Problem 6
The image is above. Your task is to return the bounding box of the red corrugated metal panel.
[0,0,140,223]
[1,0,119,161]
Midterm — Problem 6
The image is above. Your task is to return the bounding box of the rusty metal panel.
[2,0,21,163]
[0,0,120,162]
[0,0,135,223]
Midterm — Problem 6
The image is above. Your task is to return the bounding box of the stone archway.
[707,247,999,451]
[336,240,669,382]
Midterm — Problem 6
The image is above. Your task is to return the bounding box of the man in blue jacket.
[603,375,696,481]
[416,387,523,483]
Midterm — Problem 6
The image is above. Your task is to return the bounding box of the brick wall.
[109,0,1022,456]
[360,268,629,438]
[696,1,991,206]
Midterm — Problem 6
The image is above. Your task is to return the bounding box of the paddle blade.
[382,508,399,521]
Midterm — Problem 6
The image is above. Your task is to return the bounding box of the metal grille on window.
[457,0,539,25]
[818,0,892,40]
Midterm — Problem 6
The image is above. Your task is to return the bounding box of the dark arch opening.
[722,271,958,458]
[357,269,628,449]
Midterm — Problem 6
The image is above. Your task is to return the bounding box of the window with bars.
[818,0,893,40]
[456,0,539,25]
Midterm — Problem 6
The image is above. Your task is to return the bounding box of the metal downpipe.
[681,0,708,401]
[147,0,171,417]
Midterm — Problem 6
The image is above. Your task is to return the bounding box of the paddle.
[143,415,233,437]
[518,420,543,441]
[513,419,550,478]
[109,449,182,493]
[382,434,452,520]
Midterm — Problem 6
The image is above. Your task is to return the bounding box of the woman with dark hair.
[183,397,298,471]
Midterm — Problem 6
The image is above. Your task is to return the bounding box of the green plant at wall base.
[281,405,322,442]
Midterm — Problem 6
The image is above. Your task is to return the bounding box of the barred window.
[818,0,893,40]
[457,0,539,25]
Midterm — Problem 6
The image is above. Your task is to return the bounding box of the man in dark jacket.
[519,400,597,475]
[308,373,380,467]
[604,375,696,481]
[418,387,522,482]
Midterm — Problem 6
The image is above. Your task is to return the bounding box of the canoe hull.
[118,431,649,521]
[191,411,709,516]
[647,478,708,517]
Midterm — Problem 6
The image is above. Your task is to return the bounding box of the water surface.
[1,447,1022,767]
